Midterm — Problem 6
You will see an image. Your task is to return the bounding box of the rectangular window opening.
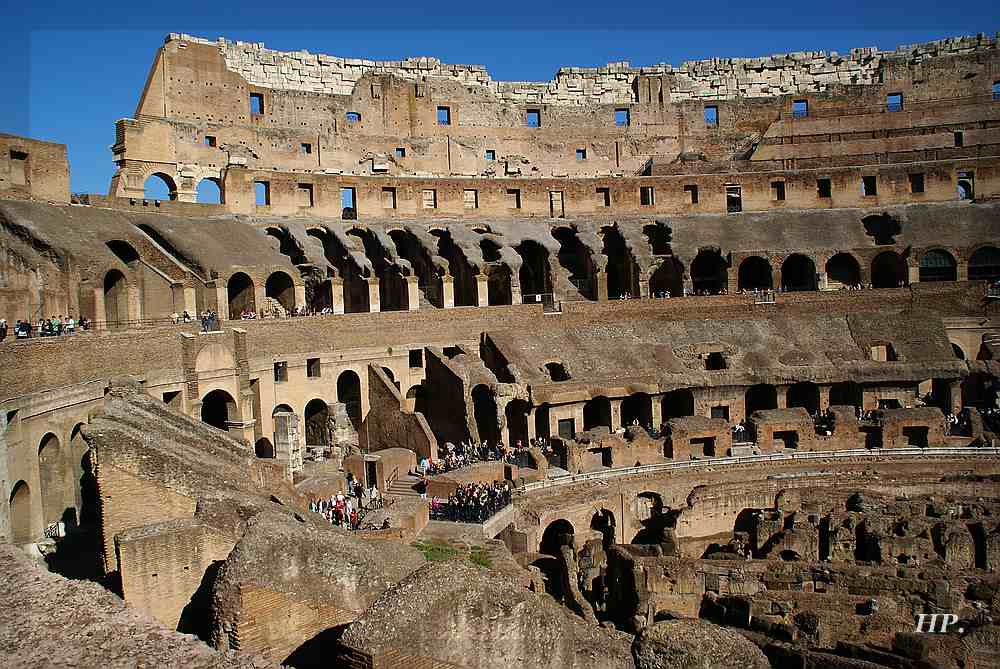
[684,184,699,204]
[862,175,878,197]
[994,81,1000,101]
[506,188,521,209]
[273,361,288,383]
[463,189,479,210]
[549,191,565,218]
[726,185,742,213]
[10,150,27,186]
[436,106,451,126]
[614,108,630,127]
[704,105,719,127]
[792,99,808,118]
[409,349,423,368]
[297,183,314,208]
[381,187,397,210]
[640,186,655,207]
[817,178,832,198]
[526,109,541,128]
[345,111,361,123]
[485,149,496,161]
[306,358,322,378]
[576,148,587,161]
[886,93,903,112]
[954,131,964,147]
[557,418,576,440]
[300,142,312,155]
[340,187,356,218]
[394,147,406,158]
[771,181,786,201]
[710,405,730,421]
[597,187,611,207]
[254,181,271,206]
[204,136,217,147]
[908,173,925,194]
[250,92,264,115]
[422,188,437,209]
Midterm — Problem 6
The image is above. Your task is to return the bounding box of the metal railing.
[519,447,1000,493]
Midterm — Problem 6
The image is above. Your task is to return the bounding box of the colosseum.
[2,29,1000,668]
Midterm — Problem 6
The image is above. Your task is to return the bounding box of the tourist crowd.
[429,481,512,523]
[308,482,388,531]
[422,439,535,475]
[945,412,972,436]
[3,316,91,341]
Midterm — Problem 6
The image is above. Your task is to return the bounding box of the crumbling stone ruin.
[2,29,1000,668]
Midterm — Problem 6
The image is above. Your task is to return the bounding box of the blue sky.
[2,0,997,195]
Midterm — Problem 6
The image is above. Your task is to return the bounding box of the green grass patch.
[412,539,460,562]
[469,546,492,568]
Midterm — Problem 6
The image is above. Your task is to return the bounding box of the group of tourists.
[308,477,389,531]
[429,480,512,523]
[945,412,972,436]
[422,439,534,475]
[199,310,220,333]
[981,408,1000,435]
[238,305,336,320]
[3,315,90,341]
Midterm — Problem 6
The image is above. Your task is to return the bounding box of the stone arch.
[307,227,370,313]
[9,480,32,545]
[143,172,177,201]
[69,423,93,524]
[196,177,224,204]
[304,399,330,447]
[600,226,640,299]
[969,246,1000,282]
[486,264,513,306]
[781,254,818,291]
[591,508,617,549]
[919,249,958,282]
[201,389,237,431]
[551,226,596,299]
[255,437,275,458]
[227,272,256,319]
[952,343,966,360]
[348,227,408,312]
[738,256,773,291]
[471,384,500,444]
[430,228,477,306]
[38,432,66,526]
[786,382,820,414]
[871,251,908,288]
[265,271,296,311]
[337,370,362,430]
[583,396,612,431]
[389,228,442,307]
[745,384,778,416]
[103,269,129,325]
[545,362,571,382]
[642,222,672,255]
[106,239,140,266]
[661,389,694,421]
[825,252,862,288]
[272,403,293,416]
[505,399,530,447]
[690,249,727,294]
[621,393,652,429]
[515,240,552,298]
[406,384,428,414]
[540,518,575,556]
[264,227,307,265]
[829,381,863,409]
[649,258,683,297]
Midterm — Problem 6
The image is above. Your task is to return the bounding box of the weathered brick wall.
[358,365,435,461]
[0,134,70,203]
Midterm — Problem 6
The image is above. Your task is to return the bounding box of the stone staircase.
[387,473,421,501]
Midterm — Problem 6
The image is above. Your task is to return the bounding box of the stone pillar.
[595,270,609,301]
[210,281,227,318]
[510,281,523,305]
[819,386,832,412]
[957,261,969,282]
[329,278,345,314]
[92,287,106,330]
[405,276,420,311]
[650,396,663,430]
[273,412,302,480]
[907,262,920,285]
[294,283,306,310]
[441,275,455,308]
[366,277,381,313]
[950,380,962,413]
[526,408,537,442]
[252,282,265,316]
[817,271,829,291]
[172,284,197,316]
[775,388,787,409]
[127,283,142,322]
[638,272,650,299]
[476,274,490,307]
[610,399,623,430]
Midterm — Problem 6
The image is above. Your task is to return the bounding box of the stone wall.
[0,134,70,203]
[358,364,436,461]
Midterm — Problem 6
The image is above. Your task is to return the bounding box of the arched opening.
[862,214,901,245]
[969,246,1000,282]
[919,250,957,282]
[201,389,237,431]
[583,396,612,431]
[545,362,571,382]
[691,249,727,295]
[337,371,362,430]
[745,384,777,417]
[389,229,443,307]
[406,384,428,414]
[952,343,966,360]
[196,177,224,204]
[829,381,863,409]
[304,399,330,447]
[786,382,820,414]
[265,271,296,312]
[540,518,575,556]
[661,389,695,421]
[307,278,333,313]
[471,385,500,444]
[781,254,817,291]
[515,240,552,298]
[600,226,640,299]
[737,256,773,291]
[649,258,683,297]
[103,269,129,326]
[551,227,596,300]
[825,253,862,289]
[621,393,652,429]
[643,222,672,255]
[38,433,66,527]
[505,399,530,447]
[255,438,275,458]
[957,178,974,201]
[430,228,477,307]
[871,251,908,288]
[69,424,94,526]
[486,265,513,306]
[307,227,370,313]
[264,227,307,265]
[348,228,408,312]
[591,509,617,549]
[143,172,177,201]
[9,480,32,545]
[227,272,256,319]
[480,238,502,262]
[272,403,293,416]
[105,240,140,266]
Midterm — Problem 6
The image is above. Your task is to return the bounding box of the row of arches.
[226,270,298,319]
[144,173,224,204]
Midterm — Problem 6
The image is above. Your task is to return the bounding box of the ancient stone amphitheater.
[1,30,1000,668]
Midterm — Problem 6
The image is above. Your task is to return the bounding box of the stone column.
[610,399,623,430]
[595,270,609,301]
[817,271,829,291]
[476,274,490,307]
[127,283,142,323]
[328,278,344,314]
[949,380,962,413]
[957,260,969,282]
[526,407,537,442]
[775,388,788,409]
[441,275,455,308]
[819,386,832,412]
[638,272,650,299]
[650,396,663,430]
[366,277,381,313]
[92,287,106,330]
[294,283,306,310]
[907,262,920,285]
[406,276,420,311]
